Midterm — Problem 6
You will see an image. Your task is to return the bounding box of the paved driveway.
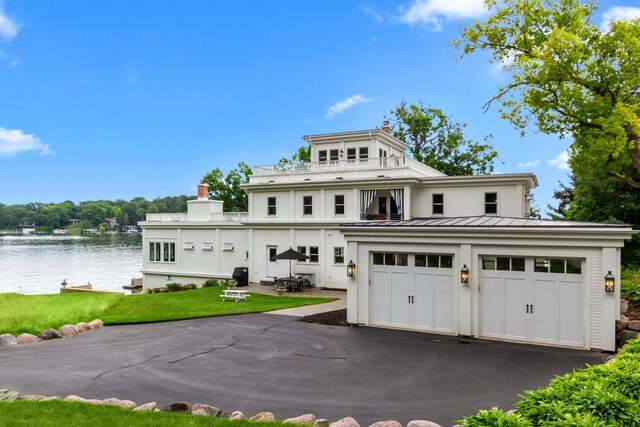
[0,314,604,426]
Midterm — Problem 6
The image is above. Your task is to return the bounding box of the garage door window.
[415,254,453,268]
[534,258,582,274]
[373,252,409,266]
[482,256,525,271]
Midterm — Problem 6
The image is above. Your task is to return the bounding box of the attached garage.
[341,217,635,352]
[479,256,584,348]
[370,252,455,334]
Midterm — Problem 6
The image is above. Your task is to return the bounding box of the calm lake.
[0,234,142,295]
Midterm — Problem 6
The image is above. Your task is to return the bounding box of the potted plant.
[276,285,287,296]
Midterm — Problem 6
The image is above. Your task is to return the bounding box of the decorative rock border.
[0,388,454,427]
[0,319,104,348]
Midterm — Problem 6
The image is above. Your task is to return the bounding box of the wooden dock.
[59,280,121,294]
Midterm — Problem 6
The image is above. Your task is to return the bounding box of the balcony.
[145,212,249,223]
[252,156,444,178]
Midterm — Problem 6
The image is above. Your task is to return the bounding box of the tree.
[202,162,252,212]
[78,202,109,226]
[455,0,640,187]
[387,101,498,176]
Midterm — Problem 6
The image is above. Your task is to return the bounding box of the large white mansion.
[140,124,633,352]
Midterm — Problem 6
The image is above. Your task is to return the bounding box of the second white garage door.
[370,252,456,334]
[479,256,584,348]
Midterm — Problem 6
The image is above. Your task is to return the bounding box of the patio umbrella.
[275,247,310,277]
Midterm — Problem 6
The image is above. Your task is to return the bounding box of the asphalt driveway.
[0,314,604,425]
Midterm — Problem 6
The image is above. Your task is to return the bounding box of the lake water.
[0,234,142,295]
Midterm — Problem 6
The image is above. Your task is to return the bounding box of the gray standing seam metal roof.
[340,216,633,228]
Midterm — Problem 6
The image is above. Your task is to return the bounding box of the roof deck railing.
[145,212,248,223]
[252,156,443,177]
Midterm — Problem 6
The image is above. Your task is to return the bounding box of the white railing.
[220,212,249,222]
[253,156,445,177]
[145,212,249,223]
[146,213,188,222]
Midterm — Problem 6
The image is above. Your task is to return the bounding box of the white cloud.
[325,94,372,119]
[517,159,540,168]
[547,151,570,170]
[362,5,384,23]
[0,7,19,41]
[399,0,487,31]
[601,6,640,31]
[0,127,53,157]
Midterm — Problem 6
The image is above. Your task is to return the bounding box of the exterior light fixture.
[167,275,172,282]
[604,271,615,293]
[347,260,356,278]
[460,265,470,284]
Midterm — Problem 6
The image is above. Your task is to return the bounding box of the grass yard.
[0,400,291,427]
[0,287,335,336]
[0,292,123,336]
[101,287,335,325]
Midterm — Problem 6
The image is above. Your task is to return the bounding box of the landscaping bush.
[147,283,198,294]
[461,337,640,426]
[622,267,640,303]
[202,279,220,288]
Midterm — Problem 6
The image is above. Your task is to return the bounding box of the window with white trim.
[359,147,369,159]
[303,196,313,216]
[150,241,175,263]
[485,192,498,214]
[347,148,356,160]
[482,256,525,271]
[297,246,307,263]
[309,246,319,263]
[432,194,444,215]
[334,195,345,215]
[267,197,276,216]
[329,149,339,161]
[534,258,582,274]
[334,247,345,264]
[318,150,327,162]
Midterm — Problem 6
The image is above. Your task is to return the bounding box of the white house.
[139,124,634,352]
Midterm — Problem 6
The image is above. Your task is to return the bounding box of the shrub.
[621,267,640,303]
[164,283,198,293]
[202,279,220,288]
[461,407,531,426]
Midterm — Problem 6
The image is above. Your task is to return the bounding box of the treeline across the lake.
[0,195,194,231]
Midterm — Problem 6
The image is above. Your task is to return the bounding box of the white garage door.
[479,256,584,348]
[370,252,455,334]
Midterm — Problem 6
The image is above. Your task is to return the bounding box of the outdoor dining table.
[275,277,305,292]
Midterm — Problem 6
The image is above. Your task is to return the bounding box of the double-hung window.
[309,246,319,263]
[432,194,444,215]
[149,242,161,262]
[303,196,313,216]
[485,192,498,214]
[334,195,345,215]
[150,241,175,263]
[318,150,328,163]
[267,197,277,216]
[359,147,369,160]
[347,148,356,160]
[334,247,345,264]
[329,149,339,162]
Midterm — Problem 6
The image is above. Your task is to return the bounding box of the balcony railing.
[360,213,404,221]
[145,212,249,223]
[253,156,443,176]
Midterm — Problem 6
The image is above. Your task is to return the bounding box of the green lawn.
[0,400,292,427]
[0,288,334,336]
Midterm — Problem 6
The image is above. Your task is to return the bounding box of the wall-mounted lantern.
[166,275,172,282]
[604,271,615,293]
[347,260,356,278]
[460,265,470,284]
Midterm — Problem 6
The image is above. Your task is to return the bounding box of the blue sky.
[1,1,639,214]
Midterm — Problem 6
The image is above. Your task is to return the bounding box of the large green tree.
[202,162,252,212]
[455,0,640,187]
[388,101,498,176]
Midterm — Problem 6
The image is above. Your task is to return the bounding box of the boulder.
[59,325,79,338]
[329,417,361,427]
[118,400,137,409]
[0,334,17,346]
[39,328,63,340]
[75,322,92,333]
[161,402,192,413]
[133,402,157,412]
[284,414,317,424]
[0,389,19,401]
[88,319,104,330]
[617,329,639,344]
[616,319,629,333]
[250,412,276,422]
[369,421,401,427]
[64,395,88,403]
[192,403,226,418]
[230,411,246,420]
[407,422,443,427]
[16,333,41,345]
[41,396,61,401]
[193,409,209,416]
[314,420,329,427]
[101,398,123,406]
[87,399,103,405]
[627,320,640,331]
[19,395,46,401]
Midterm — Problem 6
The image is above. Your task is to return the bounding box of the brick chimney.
[197,180,209,200]
[381,120,392,134]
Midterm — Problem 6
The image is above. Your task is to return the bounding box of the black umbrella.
[275,247,310,277]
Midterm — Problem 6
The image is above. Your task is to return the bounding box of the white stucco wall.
[412,185,526,218]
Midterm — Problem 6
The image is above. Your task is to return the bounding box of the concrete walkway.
[244,282,347,316]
